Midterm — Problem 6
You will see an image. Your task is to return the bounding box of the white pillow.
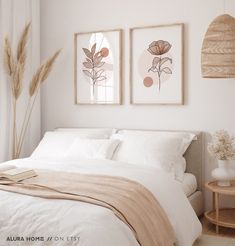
[145,154,187,181]
[116,130,196,155]
[64,139,120,160]
[112,131,196,181]
[31,131,110,159]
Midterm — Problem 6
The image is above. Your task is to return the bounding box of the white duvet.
[0,158,201,246]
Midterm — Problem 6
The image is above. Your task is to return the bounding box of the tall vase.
[212,160,235,187]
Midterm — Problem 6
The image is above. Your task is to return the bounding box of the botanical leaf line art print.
[82,43,109,97]
[144,40,173,91]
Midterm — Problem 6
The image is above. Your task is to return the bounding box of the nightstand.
[204,181,235,233]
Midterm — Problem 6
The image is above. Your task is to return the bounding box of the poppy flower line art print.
[130,24,183,105]
[146,40,173,91]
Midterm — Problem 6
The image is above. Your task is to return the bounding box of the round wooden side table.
[204,180,235,234]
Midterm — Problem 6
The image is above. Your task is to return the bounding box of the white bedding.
[179,173,198,197]
[0,158,201,246]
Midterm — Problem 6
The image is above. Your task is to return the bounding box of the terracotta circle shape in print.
[143,76,153,87]
[100,47,109,57]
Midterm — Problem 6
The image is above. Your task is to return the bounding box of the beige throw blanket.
[0,170,176,246]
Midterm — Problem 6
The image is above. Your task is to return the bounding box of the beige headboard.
[184,131,203,191]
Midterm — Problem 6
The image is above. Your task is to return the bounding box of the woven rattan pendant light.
[201,14,235,78]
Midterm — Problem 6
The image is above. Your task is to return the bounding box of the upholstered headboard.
[184,131,203,191]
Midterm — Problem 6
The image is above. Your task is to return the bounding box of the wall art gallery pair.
[74,23,183,105]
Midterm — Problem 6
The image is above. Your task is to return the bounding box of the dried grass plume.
[29,64,45,97]
[41,49,61,82]
[17,23,30,62]
[29,49,61,97]
[4,37,15,76]
[12,62,23,100]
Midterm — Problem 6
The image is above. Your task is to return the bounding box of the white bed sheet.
[179,173,197,197]
[0,158,201,246]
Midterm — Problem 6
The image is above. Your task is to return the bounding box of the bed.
[0,128,203,246]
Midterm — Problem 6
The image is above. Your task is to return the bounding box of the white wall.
[0,0,41,161]
[40,0,235,209]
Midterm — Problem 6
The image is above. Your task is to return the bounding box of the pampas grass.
[4,37,15,76]
[12,62,23,100]
[29,49,61,97]
[41,50,61,83]
[3,22,61,159]
[17,22,30,73]
[17,23,30,61]
[29,64,45,97]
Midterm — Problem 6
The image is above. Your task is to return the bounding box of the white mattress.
[178,173,197,197]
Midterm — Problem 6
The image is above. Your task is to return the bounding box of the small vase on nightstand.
[212,160,235,187]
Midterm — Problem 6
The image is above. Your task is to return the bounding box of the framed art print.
[74,29,122,104]
[130,24,184,104]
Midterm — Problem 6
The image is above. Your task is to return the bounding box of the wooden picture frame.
[74,29,122,105]
[130,24,184,105]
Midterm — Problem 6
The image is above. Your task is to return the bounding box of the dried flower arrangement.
[208,130,235,160]
[3,22,61,159]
